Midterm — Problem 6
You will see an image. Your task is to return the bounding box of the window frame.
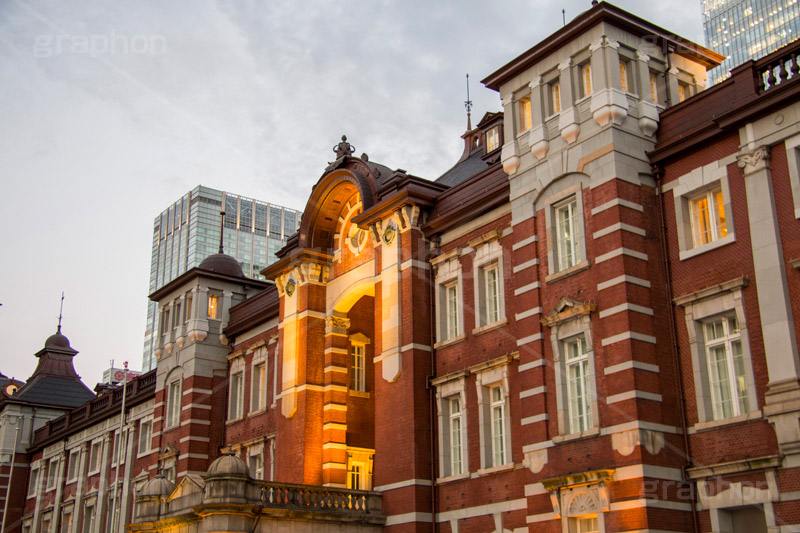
[564,335,594,434]
[87,439,103,476]
[485,125,501,153]
[703,314,749,420]
[554,195,582,272]
[46,456,59,491]
[248,444,265,480]
[474,361,512,472]
[28,465,40,497]
[350,342,366,393]
[207,293,220,320]
[433,373,469,481]
[543,181,589,280]
[689,186,728,248]
[137,417,153,458]
[165,378,182,429]
[784,132,800,219]
[433,251,464,346]
[577,61,592,99]
[229,369,244,420]
[66,449,80,483]
[517,93,532,134]
[251,361,267,413]
[548,79,562,117]
[669,159,736,260]
[472,236,506,333]
[675,279,758,426]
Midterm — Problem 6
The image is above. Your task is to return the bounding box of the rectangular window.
[88,441,102,475]
[60,510,73,533]
[650,72,659,102]
[705,315,749,419]
[172,302,182,328]
[445,282,459,340]
[678,82,688,102]
[484,264,500,325]
[251,363,266,411]
[569,516,599,533]
[160,308,170,335]
[549,80,561,115]
[490,386,507,467]
[690,187,727,247]
[46,457,58,490]
[565,336,593,434]
[555,196,582,271]
[351,344,366,392]
[229,371,244,419]
[138,419,153,456]
[518,95,532,133]
[485,126,500,152]
[619,58,633,92]
[249,452,264,480]
[67,450,80,482]
[579,62,592,97]
[347,463,366,490]
[448,397,464,476]
[208,294,219,319]
[111,430,122,465]
[81,504,95,533]
[28,467,39,497]
[166,380,181,428]
[185,294,193,321]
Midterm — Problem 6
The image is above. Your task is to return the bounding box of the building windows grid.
[472,237,506,332]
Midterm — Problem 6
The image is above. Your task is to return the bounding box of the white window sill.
[679,233,735,261]
[349,390,370,398]
[434,333,466,350]
[552,426,601,444]
[545,260,590,284]
[689,410,762,434]
[136,451,153,460]
[472,317,509,337]
[87,470,100,477]
[475,462,515,477]
[437,472,470,484]
[226,416,245,426]
[248,407,267,418]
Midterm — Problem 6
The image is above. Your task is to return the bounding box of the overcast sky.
[0,0,705,388]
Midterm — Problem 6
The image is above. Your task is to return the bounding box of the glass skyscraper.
[703,0,800,85]
[141,185,301,371]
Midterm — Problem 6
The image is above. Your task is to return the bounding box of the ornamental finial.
[333,135,355,158]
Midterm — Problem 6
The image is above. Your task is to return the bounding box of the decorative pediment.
[541,297,596,327]
[166,474,205,503]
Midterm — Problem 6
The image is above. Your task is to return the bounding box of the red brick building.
[13,3,800,532]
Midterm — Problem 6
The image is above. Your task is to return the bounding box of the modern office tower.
[140,185,300,372]
[703,0,800,85]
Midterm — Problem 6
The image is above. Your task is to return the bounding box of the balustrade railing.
[755,42,800,93]
[257,482,382,517]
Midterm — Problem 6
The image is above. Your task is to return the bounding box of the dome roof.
[198,253,244,278]
[139,474,175,497]
[207,452,249,477]
[45,330,72,350]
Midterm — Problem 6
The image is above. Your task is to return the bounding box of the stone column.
[219,290,233,345]
[529,76,549,162]
[31,458,44,531]
[558,57,581,143]
[52,449,67,533]
[636,51,659,137]
[590,37,628,127]
[321,314,350,487]
[501,93,520,174]
[118,422,136,532]
[70,443,88,533]
[666,67,681,106]
[737,145,800,457]
[93,433,112,533]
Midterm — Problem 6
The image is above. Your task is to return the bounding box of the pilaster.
[557,57,580,143]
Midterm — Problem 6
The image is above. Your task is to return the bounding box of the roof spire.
[57,292,64,333]
[219,192,226,254]
[465,73,473,131]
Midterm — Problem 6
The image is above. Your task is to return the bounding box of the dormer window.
[485,126,500,153]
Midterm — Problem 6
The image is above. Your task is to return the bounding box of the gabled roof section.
[482,2,723,91]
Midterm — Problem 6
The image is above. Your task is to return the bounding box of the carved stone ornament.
[382,223,397,246]
[736,146,770,174]
[285,278,296,297]
[325,315,351,336]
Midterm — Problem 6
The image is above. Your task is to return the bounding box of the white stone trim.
[517,333,543,346]
[519,359,545,372]
[593,222,646,239]
[520,386,547,398]
[597,275,651,290]
[599,303,654,318]
[373,479,432,492]
[606,390,663,404]
[521,414,549,425]
[590,198,644,215]
[512,235,538,250]
[604,360,659,375]
[513,258,540,273]
[595,247,648,263]
[515,307,542,320]
[601,331,657,346]
[437,498,527,522]
[385,512,433,526]
[514,282,541,295]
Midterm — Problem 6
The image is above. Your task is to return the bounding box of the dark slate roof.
[12,376,95,408]
[435,149,491,187]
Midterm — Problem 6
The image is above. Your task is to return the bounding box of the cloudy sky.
[0,0,705,388]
